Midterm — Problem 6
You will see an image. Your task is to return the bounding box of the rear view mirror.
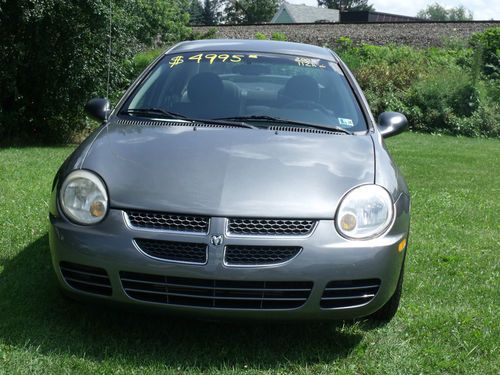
[377,112,408,138]
[84,98,110,122]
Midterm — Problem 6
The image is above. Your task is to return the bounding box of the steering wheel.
[282,100,331,115]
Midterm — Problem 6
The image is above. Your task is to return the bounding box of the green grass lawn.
[0,133,498,374]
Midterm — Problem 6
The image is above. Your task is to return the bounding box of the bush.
[405,68,479,134]
[254,32,288,41]
[271,32,287,41]
[470,27,500,78]
[255,32,268,40]
[336,36,353,51]
[338,42,499,138]
[450,80,500,137]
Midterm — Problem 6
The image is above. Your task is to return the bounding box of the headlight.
[335,185,393,240]
[59,170,108,225]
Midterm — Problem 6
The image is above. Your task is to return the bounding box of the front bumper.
[49,197,409,320]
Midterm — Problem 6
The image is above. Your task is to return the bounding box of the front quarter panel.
[371,131,409,200]
[370,130,410,241]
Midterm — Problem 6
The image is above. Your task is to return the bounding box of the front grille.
[125,210,209,233]
[224,245,301,266]
[135,238,207,264]
[120,271,313,309]
[320,279,381,308]
[228,218,316,236]
[60,261,112,296]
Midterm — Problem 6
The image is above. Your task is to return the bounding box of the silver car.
[49,39,410,321]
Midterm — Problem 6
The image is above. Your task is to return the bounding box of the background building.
[271,3,421,24]
[271,3,340,23]
[340,11,421,22]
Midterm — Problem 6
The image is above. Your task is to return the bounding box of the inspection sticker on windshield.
[294,57,326,68]
[339,118,354,127]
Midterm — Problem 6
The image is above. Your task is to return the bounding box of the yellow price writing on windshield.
[169,53,252,67]
[189,53,244,64]
[169,55,184,68]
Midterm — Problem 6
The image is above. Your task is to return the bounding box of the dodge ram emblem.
[210,235,223,246]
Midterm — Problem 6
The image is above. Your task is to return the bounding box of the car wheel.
[369,262,405,322]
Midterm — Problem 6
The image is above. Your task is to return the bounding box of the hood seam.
[78,122,109,169]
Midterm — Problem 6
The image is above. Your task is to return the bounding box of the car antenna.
[105,0,112,121]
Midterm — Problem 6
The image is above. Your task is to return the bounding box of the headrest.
[187,72,224,104]
[282,75,320,102]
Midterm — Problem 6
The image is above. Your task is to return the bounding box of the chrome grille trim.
[124,210,209,234]
[133,239,208,265]
[227,218,316,236]
[120,271,313,309]
[320,279,381,309]
[224,245,302,267]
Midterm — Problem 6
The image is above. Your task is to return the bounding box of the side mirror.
[84,98,110,122]
[377,112,408,138]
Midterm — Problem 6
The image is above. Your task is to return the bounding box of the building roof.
[271,3,339,23]
[169,39,338,61]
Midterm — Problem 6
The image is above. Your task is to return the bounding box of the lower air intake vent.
[224,245,301,266]
[135,238,207,264]
[60,262,112,296]
[320,279,380,308]
[120,271,313,309]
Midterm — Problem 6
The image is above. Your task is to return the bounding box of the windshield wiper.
[215,115,353,135]
[122,108,188,120]
[122,108,256,129]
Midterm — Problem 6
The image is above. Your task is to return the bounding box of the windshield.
[121,51,367,132]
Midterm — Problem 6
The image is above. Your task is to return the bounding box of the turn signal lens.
[340,213,357,231]
[398,238,407,252]
[90,200,106,217]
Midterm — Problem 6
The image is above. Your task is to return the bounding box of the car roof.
[167,39,339,62]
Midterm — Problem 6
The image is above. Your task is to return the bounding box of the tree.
[224,0,280,24]
[202,0,222,25]
[187,0,221,25]
[132,0,191,46]
[417,3,473,21]
[0,0,191,144]
[447,5,473,21]
[188,0,205,24]
[470,27,500,77]
[317,0,374,12]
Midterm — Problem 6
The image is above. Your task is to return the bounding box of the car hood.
[82,121,374,218]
